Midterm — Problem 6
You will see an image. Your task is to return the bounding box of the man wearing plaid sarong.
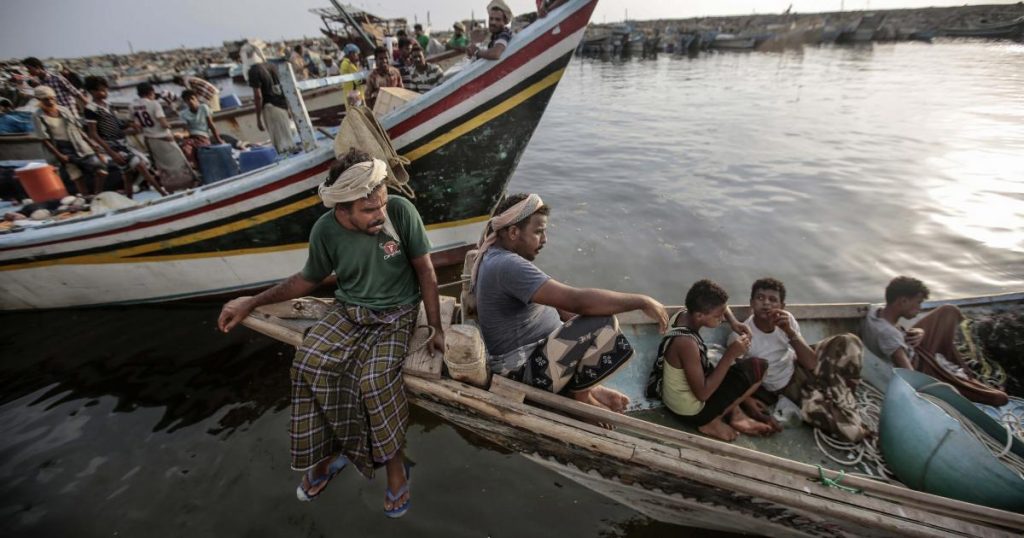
[219,149,444,518]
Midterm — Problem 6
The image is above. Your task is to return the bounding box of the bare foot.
[590,385,630,413]
[572,390,616,429]
[729,408,775,436]
[699,418,739,442]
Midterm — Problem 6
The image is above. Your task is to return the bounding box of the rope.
[812,383,898,480]
[408,325,437,355]
[815,465,863,494]
[958,319,1008,387]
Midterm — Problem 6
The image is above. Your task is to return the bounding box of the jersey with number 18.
[131,98,171,139]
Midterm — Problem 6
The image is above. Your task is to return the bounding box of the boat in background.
[239,287,1024,536]
[710,34,756,50]
[0,0,599,310]
[941,16,1024,40]
[838,13,887,43]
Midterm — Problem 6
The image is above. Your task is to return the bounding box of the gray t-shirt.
[475,247,562,356]
[861,304,913,363]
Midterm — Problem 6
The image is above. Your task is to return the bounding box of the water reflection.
[0,304,291,436]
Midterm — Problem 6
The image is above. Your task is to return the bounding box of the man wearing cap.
[447,22,469,51]
[467,0,513,60]
[32,85,109,195]
[471,193,669,416]
[218,149,443,518]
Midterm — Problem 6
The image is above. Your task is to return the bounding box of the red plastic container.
[16,163,68,202]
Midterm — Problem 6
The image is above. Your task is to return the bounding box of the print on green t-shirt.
[301,195,431,309]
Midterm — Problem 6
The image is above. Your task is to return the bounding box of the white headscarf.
[319,158,401,241]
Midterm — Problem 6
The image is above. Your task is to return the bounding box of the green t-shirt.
[301,195,431,309]
[417,34,430,50]
[447,35,469,50]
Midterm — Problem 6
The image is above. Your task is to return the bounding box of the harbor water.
[2,40,1023,537]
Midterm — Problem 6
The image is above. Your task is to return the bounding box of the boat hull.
[880,368,1024,512]
[0,0,598,310]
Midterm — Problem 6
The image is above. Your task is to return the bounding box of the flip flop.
[384,462,412,519]
[295,454,348,502]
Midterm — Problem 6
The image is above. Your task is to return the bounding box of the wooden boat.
[880,368,1024,512]
[941,16,1024,40]
[239,288,1024,537]
[837,14,886,44]
[710,34,756,50]
[0,0,599,310]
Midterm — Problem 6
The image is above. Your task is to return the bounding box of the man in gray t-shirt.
[471,193,668,414]
[476,247,561,356]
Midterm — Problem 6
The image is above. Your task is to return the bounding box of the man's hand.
[218,296,255,333]
[641,297,669,334]
[56,153,70,164]
[906,327,925,348]
[773,309,796,338]
[256,118,265,131]
[111,153,128,166]
[428,329,445,357]
[727,334,751,360]
[466,44,479,58]
[731,318,752,338]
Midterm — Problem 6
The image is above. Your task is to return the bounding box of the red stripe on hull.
[1,159,332,254]
[387,0,596,140]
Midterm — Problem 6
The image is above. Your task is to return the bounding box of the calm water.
[3,41,1023,537]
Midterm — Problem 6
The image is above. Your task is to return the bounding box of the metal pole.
[275,62,317,153]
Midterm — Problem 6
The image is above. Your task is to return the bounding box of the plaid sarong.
[290,303,417,476]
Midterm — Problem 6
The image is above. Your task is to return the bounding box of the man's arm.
[724,306,752,338]
[531,279,668,332]
[473,43,506,60]
[218,272,319,332]
[206,110,223,144]
[410,254,445,356]
[891,348,914,370]
[776,311,817,371]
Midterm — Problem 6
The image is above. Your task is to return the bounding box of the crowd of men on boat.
[0,0,543,222]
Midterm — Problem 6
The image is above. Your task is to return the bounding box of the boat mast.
[274,63,317,153]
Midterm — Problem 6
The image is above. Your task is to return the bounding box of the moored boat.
[239,286,1024,536]
[941,16,1024,40]
[0,0,600,310]
[710,34,756,50]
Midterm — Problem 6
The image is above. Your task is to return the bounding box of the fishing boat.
[710,34,756,50]
[0,0,599,310]
[837,14,887,44]
[941,16,1024,40]
[238,280,1024,536]
[202,63,236,80]
[880,368,1024,512]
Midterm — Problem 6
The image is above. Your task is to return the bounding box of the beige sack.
[333,104,413,197]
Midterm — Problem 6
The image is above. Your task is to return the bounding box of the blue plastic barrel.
[197,144,239,184]
[238,146,278,174]
[219,94,243,110]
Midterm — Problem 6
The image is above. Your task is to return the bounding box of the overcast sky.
[2,0,1017,59]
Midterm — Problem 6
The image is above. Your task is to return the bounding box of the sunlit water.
[3,41,1023,537]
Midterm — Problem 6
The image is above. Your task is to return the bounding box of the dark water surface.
[3,41,1023,536]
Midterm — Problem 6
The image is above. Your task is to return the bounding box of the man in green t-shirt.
[447,22,470,51]
[218,150,443,518]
